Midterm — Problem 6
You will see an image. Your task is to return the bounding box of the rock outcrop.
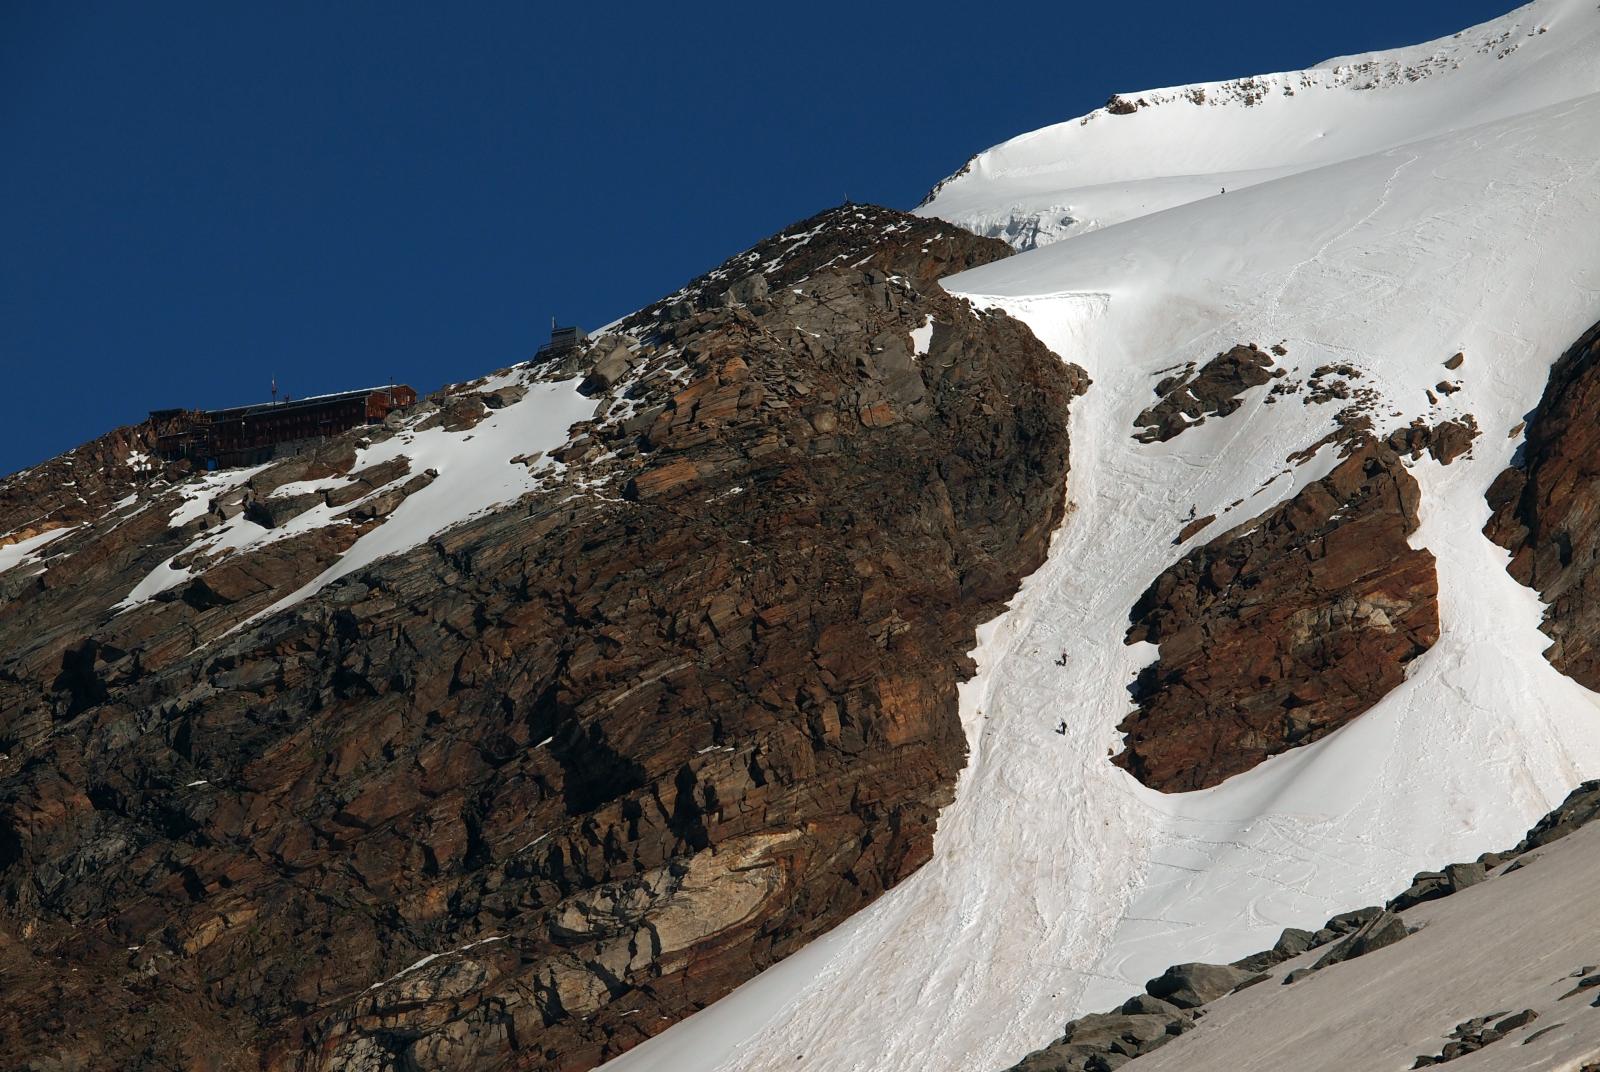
[1485,318,1600,688]
[0,205,1086,1071]
[1134,344,1279,443]
[1384,415,1480,465]
[1117,438,1439,791]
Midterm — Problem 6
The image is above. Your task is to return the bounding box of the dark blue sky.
[3,1,1515,476]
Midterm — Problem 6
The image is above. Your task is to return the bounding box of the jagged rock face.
[1117,439,1438,791]
[0,204,1086,1071]
[1484,319,1600,688]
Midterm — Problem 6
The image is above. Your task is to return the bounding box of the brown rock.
[1117,439,1438,790]
[1174,514,1216,545]
[1384,415,1479,465]
[1135,344,1276,443]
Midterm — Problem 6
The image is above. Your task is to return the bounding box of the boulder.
[1145,962,1257,1008]
[1118,994,1188,1018]
[1388,870,1451,911]
[243,491,321,530]
[1325,906,1384,934]
[1274,927,1319,956]
[725,272,769,306]
[1234,926,1320,972]
[481,383,526,409]
[324,456,411,508]
[340,470,436,520]
[1311,910,1410,970]
[579,339,635,396]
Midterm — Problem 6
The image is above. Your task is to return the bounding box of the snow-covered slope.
[602,2,1600,1069]
[920,0,1600,250]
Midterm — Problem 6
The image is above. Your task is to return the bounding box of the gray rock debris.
[1009,1010,1193,1072]
[999,776,1600,1072]
[1412,1009,1538,1066]
[1307,905,1381,947]
[1233,926,1317,972]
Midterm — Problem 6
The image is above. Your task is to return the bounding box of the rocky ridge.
[0,204,1086,1071]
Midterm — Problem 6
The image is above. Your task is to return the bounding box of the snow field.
[923,0,1600,252]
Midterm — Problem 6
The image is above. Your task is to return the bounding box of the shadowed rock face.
[1485,319,1600,688]
[0,205,1086,1071]
[1116,439,1439,791]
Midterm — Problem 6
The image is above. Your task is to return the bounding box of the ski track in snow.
[603,3,1600,1069]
